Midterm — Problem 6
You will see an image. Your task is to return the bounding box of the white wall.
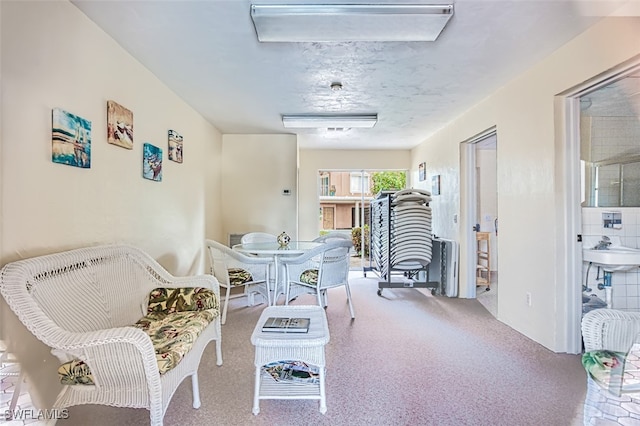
[411,17,640,352]
[221,134,298,243]
[298,150,411,241]
[0,1,222,407]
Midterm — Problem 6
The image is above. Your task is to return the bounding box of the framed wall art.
[168,129,183,163]
[107,100,133,149]
[143,143,162,182]
[432,174,441,195]
[51,108,91,168]
[418,162,426,181]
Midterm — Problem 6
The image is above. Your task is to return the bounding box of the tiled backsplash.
[582,207,640,310]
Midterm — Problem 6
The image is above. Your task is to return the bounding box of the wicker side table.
[250,305,330,415]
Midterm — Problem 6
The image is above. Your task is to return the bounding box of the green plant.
[351,225,370,257]
[371,171,406,195]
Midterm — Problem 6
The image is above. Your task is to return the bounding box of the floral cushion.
[147,287,217,314]
[134,309,216,375]
[58,287,219,385]
[59,359,95,385]
[228,268,253,286]
[582,350,626,390]
[300,269,318,285]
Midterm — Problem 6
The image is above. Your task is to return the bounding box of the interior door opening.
[461,129,498,317]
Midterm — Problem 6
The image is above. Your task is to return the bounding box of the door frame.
[558,57,640,353]
[461,127,497,299]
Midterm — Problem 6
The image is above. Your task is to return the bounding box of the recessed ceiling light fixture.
[330,82,343,91]
[282,114,378,129]
[250,4,454,42]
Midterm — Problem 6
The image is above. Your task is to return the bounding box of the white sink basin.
[583,246,640,272]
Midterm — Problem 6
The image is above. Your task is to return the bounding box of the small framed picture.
[52,108,91,168]
[432,175,441,195]
[143,143,162,182]
[419,162,426,181]
[168,129,183,163]
[107,100,133,149]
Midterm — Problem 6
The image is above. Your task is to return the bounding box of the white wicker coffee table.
[250,305,330,415]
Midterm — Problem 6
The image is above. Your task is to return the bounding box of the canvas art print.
[168,129,183,163]
[419,162,426,181]
[432,174,441,195]
[52,108,91,168]
[143,143,162,182]
[107,100,133,149]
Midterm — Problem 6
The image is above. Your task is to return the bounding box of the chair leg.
[345,283,355,319]
[191,372,201,409]
[221,285,231,325]
[247,287,255,306]
[215,337,223,366]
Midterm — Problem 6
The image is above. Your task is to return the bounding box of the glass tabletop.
[233,241,323,255]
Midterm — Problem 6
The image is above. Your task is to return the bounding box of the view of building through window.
[318,169,407,268]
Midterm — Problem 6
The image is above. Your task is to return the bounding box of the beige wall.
[221,134,298,243]
[1,1,222,407]
[411,17,640,351]
[299,150,411,240]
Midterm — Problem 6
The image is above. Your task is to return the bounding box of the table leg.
[272,255,279,305]
[252,366,261,415]
[319,366,327,414]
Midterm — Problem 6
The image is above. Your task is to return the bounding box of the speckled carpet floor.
[60,274,586,426]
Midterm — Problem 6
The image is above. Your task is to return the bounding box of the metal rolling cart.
[364,190,441,296]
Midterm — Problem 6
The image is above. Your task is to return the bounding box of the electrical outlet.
[526,292,532,307]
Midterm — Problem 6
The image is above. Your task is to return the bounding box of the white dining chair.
[313,232,352,243]
[280,239,355,319]
[241,232,277,244]
[206,239,272,324]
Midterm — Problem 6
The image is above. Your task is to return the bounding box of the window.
[320,175,329,196]
[350,172,370,193]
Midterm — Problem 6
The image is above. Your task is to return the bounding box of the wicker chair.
[313,232,352,243]
[0,244,222,426]
[581,308,640,425]
[205,239,272,324]
[281,239,355,318]
[240,232,277,244]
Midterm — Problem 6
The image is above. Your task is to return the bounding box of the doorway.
[322,207,335,230]
[561,58,640,353]
[461,129,499,316]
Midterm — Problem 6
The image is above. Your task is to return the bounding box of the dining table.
[233,241,324,305]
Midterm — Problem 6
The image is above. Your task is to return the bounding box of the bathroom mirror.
[580,71,640,207]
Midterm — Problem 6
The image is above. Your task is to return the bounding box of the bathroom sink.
[583,246,640,272]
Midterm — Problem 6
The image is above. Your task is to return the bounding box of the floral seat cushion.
[300,269,318,285]
[147,286,218,314]
[228,268,253,286]
[58,287,219,385]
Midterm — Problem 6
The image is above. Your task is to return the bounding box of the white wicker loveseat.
[0,244,223,426]
[581,308,640,425]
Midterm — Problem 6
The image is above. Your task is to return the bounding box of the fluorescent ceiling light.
[282,114,378,129]
[251,4,454,42]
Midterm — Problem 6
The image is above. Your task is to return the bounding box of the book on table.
[262,317,310,333]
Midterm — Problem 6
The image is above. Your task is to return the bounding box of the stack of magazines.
[263,360,320,384]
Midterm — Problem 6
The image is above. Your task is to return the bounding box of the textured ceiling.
[71,1,626,150]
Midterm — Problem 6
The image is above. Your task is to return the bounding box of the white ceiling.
[71,1,628,150]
